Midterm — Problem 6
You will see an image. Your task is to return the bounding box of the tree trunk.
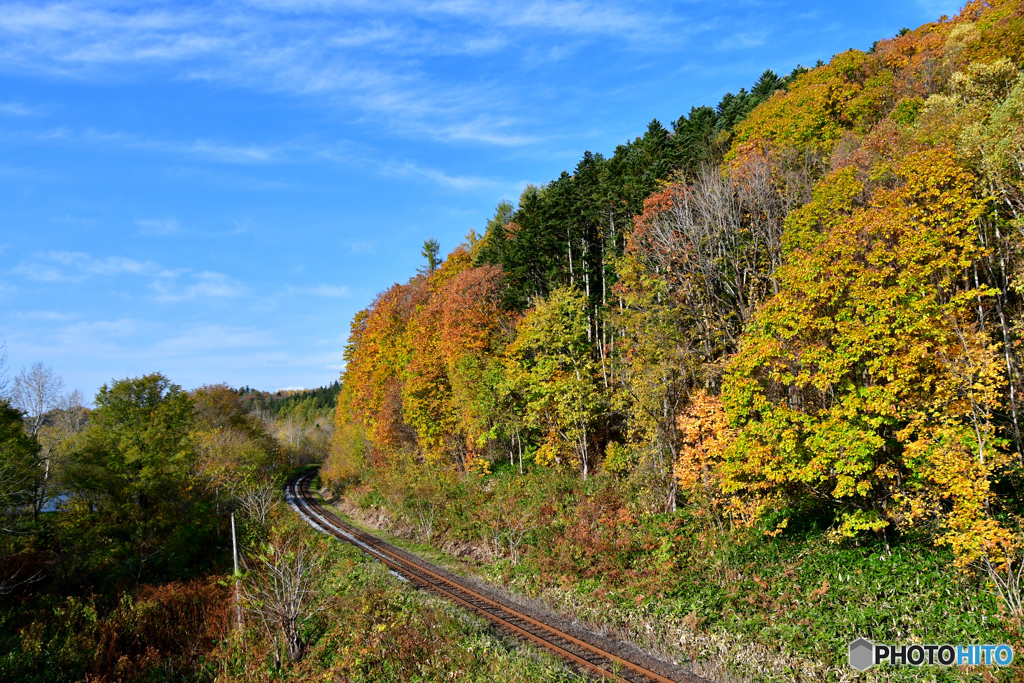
[285,620,305,661]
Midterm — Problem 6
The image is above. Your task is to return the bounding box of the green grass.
[325,471,1023,682]
[253,539,589,683]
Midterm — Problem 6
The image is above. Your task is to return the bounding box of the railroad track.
[287,471,712,683]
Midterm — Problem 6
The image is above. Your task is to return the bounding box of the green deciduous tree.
[0,401,39,529]
[65,373,217,585]
[0,400,40,593]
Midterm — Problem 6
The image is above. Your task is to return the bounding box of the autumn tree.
[192,383,286,525]
[609,253,695,511]
[344,282,426,459]
[944,59,1024,453]
[403,248,513,470]
[674,391,736,530]
[403,253,469,466]
[721,149,1008,559]
[322,383,369,486]
[439,262,514,468]
[628,152,802,365]
[505,287,603,479]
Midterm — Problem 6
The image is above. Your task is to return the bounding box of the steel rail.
[287,471,700,683]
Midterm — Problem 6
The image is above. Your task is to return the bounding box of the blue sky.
[1,0,962,401]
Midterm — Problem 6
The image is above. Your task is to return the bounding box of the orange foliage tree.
[403,248,512,470]
[343,281,426,459]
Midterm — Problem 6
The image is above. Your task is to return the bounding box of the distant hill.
[237,381,341,425]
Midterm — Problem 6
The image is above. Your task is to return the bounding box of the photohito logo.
[849,638,1014,670]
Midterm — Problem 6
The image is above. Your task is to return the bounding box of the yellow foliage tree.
[721,147,1011,563]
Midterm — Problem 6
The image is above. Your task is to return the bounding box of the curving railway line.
[287,471,713,683]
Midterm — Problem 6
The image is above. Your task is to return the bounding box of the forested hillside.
[324,1,1024,678]
[237,383,341,460]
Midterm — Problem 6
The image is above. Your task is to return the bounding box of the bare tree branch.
[234,480,279,526]
[11,362,64,439]
[242,532,324,663]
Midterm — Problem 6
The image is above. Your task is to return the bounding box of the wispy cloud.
[56,318,144,344]
[380,161,500,190]
[162,165,297,192]
[79,128,284,163]
[283,283,353,298]
[12,250,180,282]
[0,101,34,115]
[136,217,181,235]
[348,240,374,254]
[480,1,661,36]
[0,0,688,147]
[152,324,273,353]
[307,284,352,298]
[152,271,247,302]
[11,310,76,322]
[1,125,287,163]
[716,30,769,51]
[184,139,279,163]
[432,118,539,146]
[244,0,670,40]
[11,251,245,302]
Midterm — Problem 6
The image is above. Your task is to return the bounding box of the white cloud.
[152,271,247,302]
[10,262,64,282]
[185,138,278,163]
[136,217,181,234]
[282,283,353,298]
[307,284,352,297]
[11,310,76,321]
[431,118,539,147]
[716,31,769,51]
[12,250,180,281]
[2,125,286,164]
[51,250,179,277]
[58,318,144,342]
[152,325,273,353]
[243,0,668,39]
[11,252,244,303]
[0,101,34,115]
[77,128,284,163]
[0,0,686,148]
[379,161,500,190]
